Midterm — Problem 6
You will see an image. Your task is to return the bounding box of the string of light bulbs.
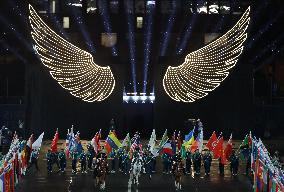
[29,4,115,102]
[163,7,251,102]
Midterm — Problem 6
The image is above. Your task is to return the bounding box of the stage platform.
[13,139,262,192]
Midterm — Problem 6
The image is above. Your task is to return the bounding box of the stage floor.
[16,140,253,192]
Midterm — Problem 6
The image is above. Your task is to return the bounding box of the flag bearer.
[122,149,129,175]
[185,148,192,174]
[109,149,117,173]
[203,150,212,176]
[71,150,78,174]
[29,149,39,171]
[229,150,239,176]
[80,149,87,173]
[117,147,124,172]
[192,149,201,175]
[58,149,66,173]
[162,153,170,174]
[46,149,53,173]
[218,157,225,176]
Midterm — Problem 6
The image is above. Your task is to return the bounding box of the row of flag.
[0,131,46,192]
[250,135,284,192]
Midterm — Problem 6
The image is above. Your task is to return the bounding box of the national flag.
[158,129,168,149]
[68,132,76,153]
[121,133,131,149]
[148,129,156,152]
[106,132,122,151]
[51,129,59,153]
[239,134,251,160]
[224,133,233,160]
[32,132,44,151]
[190,130,203,153]
[96,129,101,149]
[198,128,203,153]
[177,131,182,151]
[26,134,34,149]
[161,142,173,155]
[183,129,194,148]
[206,131,218,151]
[212,136,224,159]
[251,137,258,172]
[91,134,98,153]
[131,132,142,152]
[151,130,169,157]
[0,173,5,192]
[77,142,83,155]
[26,134,34,164]
[65,129,70,157]
[171,131,176,154]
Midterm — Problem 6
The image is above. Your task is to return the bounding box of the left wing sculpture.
[163,7,250,102]
[29,5,115,102]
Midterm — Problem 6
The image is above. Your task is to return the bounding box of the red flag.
[190,139,199,153]
[95,130,101,150]
[26,134,34,149]
[177,131,182,151]
[224,134,233,160]
[51,129,59,152]
[213,136,224,159]
[206,131,218,151]
[105,142,112,153]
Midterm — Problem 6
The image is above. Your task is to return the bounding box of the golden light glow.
[29,5,115,102]
[163,7,250,102]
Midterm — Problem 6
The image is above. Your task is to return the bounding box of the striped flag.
[130,133,142,152]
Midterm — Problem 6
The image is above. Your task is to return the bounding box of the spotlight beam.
[142,5,155,93]
[98,0,118,56]
[176,14,197,55]
[126,10,137,93]
[70,7,96,53]
[160,2,176,56]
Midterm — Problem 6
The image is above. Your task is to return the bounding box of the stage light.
[163,7,250,102]
[29,5,115,102]
[132,96,139,103]
[140,96,147,101]
[149,95,155,101]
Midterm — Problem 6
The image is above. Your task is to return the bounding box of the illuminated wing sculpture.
[29,5,115,102]
[163,7,250,102]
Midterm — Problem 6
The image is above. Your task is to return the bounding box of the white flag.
[148,129,156,152]
[32,132,44,151]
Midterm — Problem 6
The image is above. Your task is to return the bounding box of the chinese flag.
[224,134,233,160]
[51,129,59,152]
[213,136,224,159]
[206,131,217,151]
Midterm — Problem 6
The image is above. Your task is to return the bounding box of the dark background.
[0,0,283,140]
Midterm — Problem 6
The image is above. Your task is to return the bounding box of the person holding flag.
[79,149,87,174]
[192,149,202,175]
[203,149,212,176]
[229,150,239,176]
[28,149,39,171]
[46,149,53,173]
[86,143,95,171]
[58,148,67,173]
